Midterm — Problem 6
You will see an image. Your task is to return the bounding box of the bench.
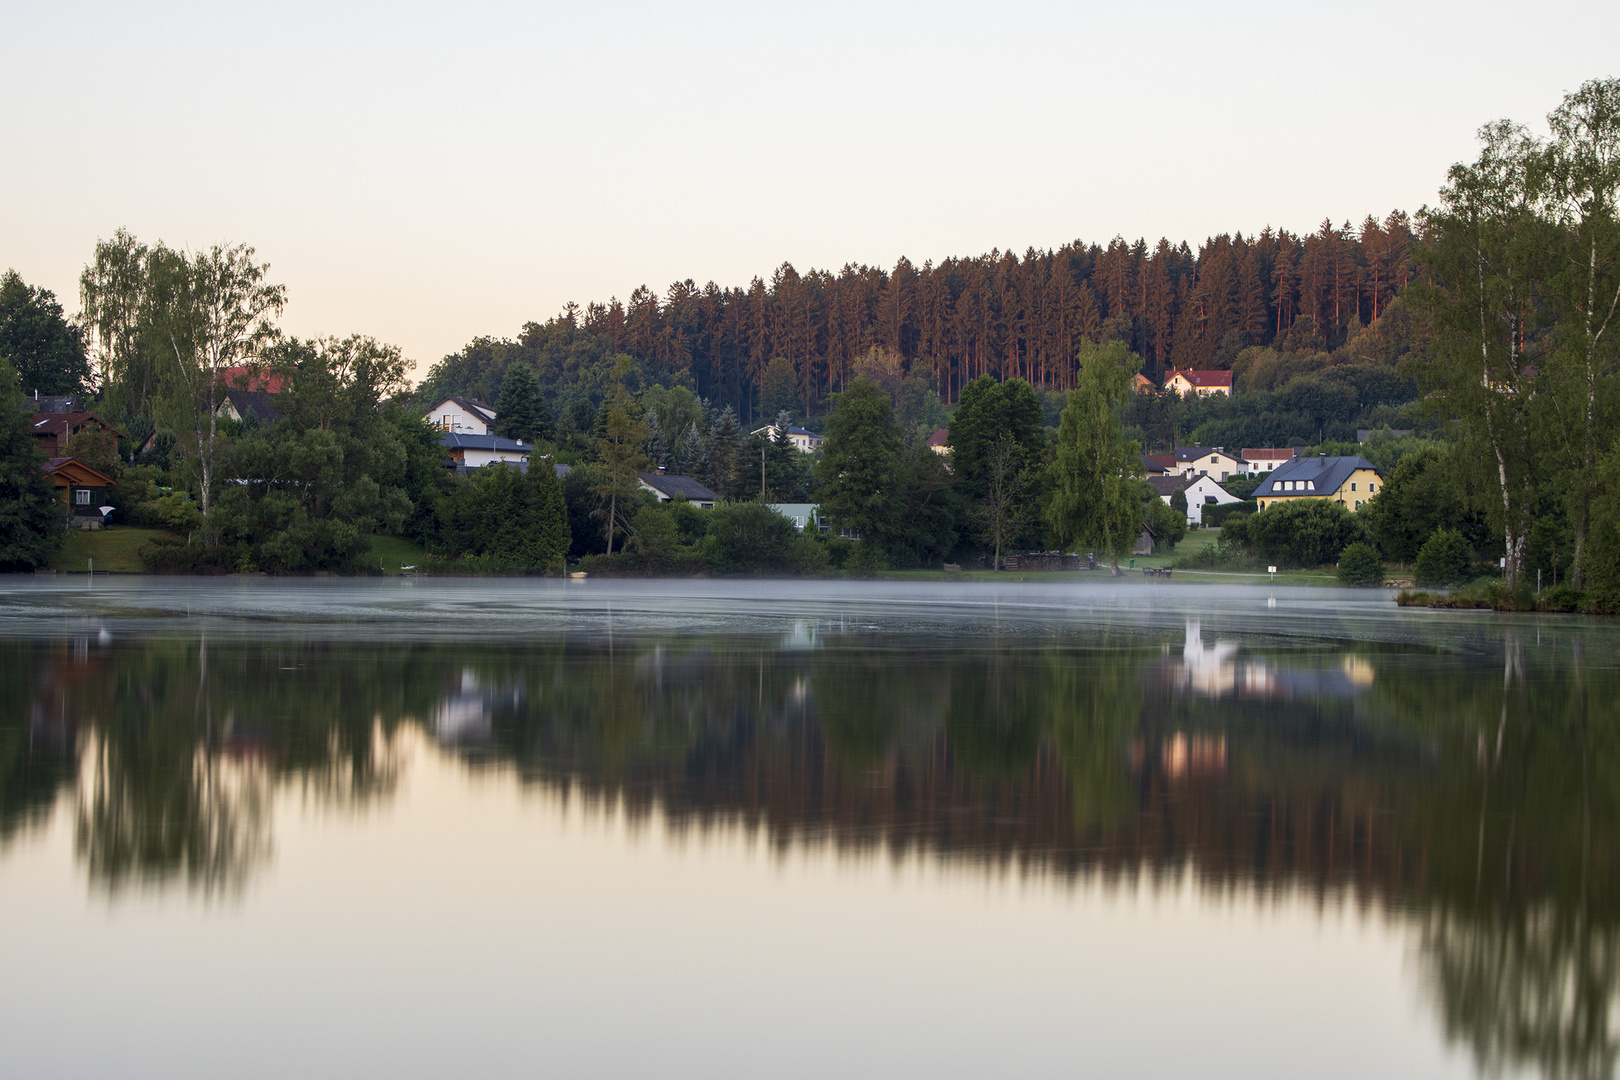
[1142,566,1172,578]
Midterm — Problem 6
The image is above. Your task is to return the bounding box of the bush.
[1247,499,1371,568]
[705,501,800,574]
[1414,528,1472,587]
[1337,541,1385,586]
[1536,585,1586,613]
[138,536,235,574]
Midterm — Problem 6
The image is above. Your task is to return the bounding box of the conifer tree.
[494,362,548,444]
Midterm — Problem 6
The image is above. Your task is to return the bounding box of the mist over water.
[2,578,1616,1079]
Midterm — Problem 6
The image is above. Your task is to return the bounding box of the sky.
[4,0,1617,380]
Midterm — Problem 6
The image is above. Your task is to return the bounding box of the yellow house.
[1254,455,1383,512]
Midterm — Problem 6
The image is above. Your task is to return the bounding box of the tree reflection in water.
[0,617,1617,1077]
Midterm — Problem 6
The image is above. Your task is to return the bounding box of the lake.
[2,577,1617,1079]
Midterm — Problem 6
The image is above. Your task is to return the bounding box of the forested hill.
[416,212,1422,426]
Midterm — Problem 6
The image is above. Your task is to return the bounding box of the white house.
[1171,446,1246,481]
[1240,447,1297,473]
[751,424,825,453]
[1164,369,1233,397]
[427,396,497,436]
[1149,474,1242,526]
[768,503,822,532]
[441,433,529,468]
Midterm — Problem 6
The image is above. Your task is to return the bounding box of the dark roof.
[1142,453,1174,473]
[440,433,528,452]
[927,429,950,447]
[436,396,496,422]
[32,395,84,414]
[1253,455,1380,499]
[1174,446,1237,462]
[30,412,124,438]
[1242,447,1297,461]
[225,388,283,424]
[638,473,720,502]
[1147,475,1190,496]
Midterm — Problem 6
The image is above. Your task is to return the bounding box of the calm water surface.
[2,577,1618,1079]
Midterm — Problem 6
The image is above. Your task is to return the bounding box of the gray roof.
[1147,475,1190,496]
[225,388,283,425]
[1253,455,1379,499]
[440,433,528,452]
[638,472,719,502]
[32,394,84,414]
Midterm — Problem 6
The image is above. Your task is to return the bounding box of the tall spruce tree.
[815,378,902,551]
[494,362,550,444]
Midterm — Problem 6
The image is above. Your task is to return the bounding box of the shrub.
[1536,585,1586,613]
[1414,528,1472,587]
[705,501,799,574]
[1337,542,1385,586]
[1247,499,1371,568]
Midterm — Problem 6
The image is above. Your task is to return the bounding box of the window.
[1350,482,1357,491]
[1306,482,1315,491]
[74,489,91,506]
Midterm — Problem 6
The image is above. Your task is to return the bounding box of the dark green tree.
[1416,528,1474,587]
[493,362,551,445]
[0,357,64,569]
[0,271,90,397]
[815,378,902,550]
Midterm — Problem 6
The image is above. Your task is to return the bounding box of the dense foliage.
[0,357,63,569]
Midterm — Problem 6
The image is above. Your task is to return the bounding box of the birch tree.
[1417,122,1550,591]
[1045,340,1144,574]
[1543,78,1620,588]
[150,244,286,545]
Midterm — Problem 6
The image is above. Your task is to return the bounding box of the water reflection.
[2,613,1619,1077]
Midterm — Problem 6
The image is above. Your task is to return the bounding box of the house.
[1132,373,1155,394]
[440,432,530,469]
[1254,455,1383,512]
[1240,447,1296,473]
[1164,369,1233,397]
[768,503,822,532]
[43,458,115,528]
[925,429,951,455]
[750,424,825,453]
[1171,446,1246,481]
[217,388,284,425]
[427,396,497,436]
[1133,521,1157,556]
[1149,474,1242,526]
[637,471,719,508]
[30,412,122,457]
[1142,452,1174,474]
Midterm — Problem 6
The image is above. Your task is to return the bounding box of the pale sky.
[4,0,1617,379]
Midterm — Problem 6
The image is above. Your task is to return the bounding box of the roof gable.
[1253,455,1380,498]
[43,457,115,485]
[638,473,719,501]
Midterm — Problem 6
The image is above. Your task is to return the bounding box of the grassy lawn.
[368,534,429,574]
[879,526,1341,586]
[51,526,180,573]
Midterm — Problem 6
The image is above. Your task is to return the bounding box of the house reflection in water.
[1167,619,1372,700]
[433,668,523,745]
